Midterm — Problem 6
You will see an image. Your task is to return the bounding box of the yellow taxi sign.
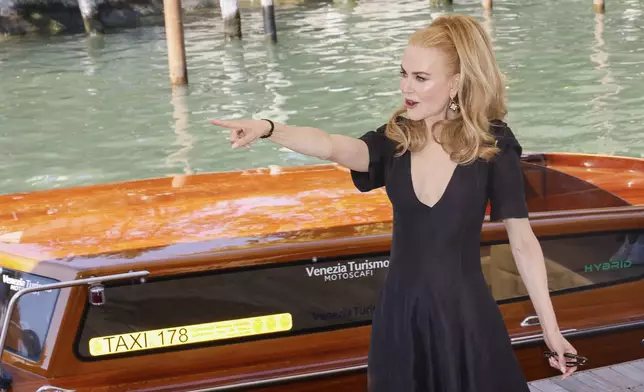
[89,312,293,357]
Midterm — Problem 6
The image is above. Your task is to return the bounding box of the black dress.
[350,120,532,392]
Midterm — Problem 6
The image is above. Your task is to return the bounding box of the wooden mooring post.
[593,0,605,13]
[163,0,188,86]
[78,0,102,34]
[220,0,242,39]
[261,0,277,43]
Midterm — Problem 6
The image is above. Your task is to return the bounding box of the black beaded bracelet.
[260,119,275,139]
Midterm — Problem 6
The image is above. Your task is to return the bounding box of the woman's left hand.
[543,328,578,378]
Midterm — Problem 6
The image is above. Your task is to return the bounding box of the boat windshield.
[0,268,60,361]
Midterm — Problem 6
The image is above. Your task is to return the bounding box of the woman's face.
[399,45,457,122]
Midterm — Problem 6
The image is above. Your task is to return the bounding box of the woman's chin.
[405,106,447,122]
[405,108,425,121]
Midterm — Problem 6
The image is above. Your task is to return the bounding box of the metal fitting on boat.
[88,283,105,306]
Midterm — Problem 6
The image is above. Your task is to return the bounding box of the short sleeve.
[350,124,395,192]
[488,122,529,221]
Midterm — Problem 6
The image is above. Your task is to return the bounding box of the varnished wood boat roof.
[0,152,642,274]
[543,153,644,207]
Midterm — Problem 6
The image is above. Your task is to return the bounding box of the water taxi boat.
[0,152,642,391]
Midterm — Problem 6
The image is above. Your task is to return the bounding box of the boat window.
[75,255,390,359]
[0,268,60,361]
[482,229,644,301]
[76,229,644,360]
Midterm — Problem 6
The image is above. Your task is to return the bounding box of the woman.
[212,14,579,392]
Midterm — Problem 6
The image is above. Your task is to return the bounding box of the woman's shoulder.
[358,120,398,154]
[371,116,406,134]
[365,118,404,145]
[488,119,522,155]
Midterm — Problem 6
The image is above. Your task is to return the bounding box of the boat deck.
[529,358,644,391]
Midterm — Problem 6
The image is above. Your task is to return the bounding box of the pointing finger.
[211,119,239,129]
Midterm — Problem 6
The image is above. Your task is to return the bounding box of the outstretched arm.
[505,217,578,378]
[211,119,371,172]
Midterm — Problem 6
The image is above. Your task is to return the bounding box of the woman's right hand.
[210,119,272,149]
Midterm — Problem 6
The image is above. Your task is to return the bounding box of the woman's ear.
[449,73,461,98]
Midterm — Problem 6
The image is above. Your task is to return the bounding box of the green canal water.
[0,0,642,195]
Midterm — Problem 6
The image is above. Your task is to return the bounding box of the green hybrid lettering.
[584,260,632,273]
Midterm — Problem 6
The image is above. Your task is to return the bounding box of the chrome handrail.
[0,270,150,391]
[36,386,76,392]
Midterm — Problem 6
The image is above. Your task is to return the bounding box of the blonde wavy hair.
[385,15,506,164]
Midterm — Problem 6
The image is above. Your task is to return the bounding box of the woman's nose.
[400,76,412,93]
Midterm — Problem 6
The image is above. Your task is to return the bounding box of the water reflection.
[166,86,195,188]
[219,40,249,114]
[332,0,358,13]
[589,12,623,151]
[481,7,495,42]
[81,35,105,77]
[589,13,621,103]
[254,44,292,124]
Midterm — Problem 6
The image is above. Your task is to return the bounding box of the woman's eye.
[415,75,426,82]
[399,70,406,77]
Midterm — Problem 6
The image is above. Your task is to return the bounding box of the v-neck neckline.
[407,151,459,209]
